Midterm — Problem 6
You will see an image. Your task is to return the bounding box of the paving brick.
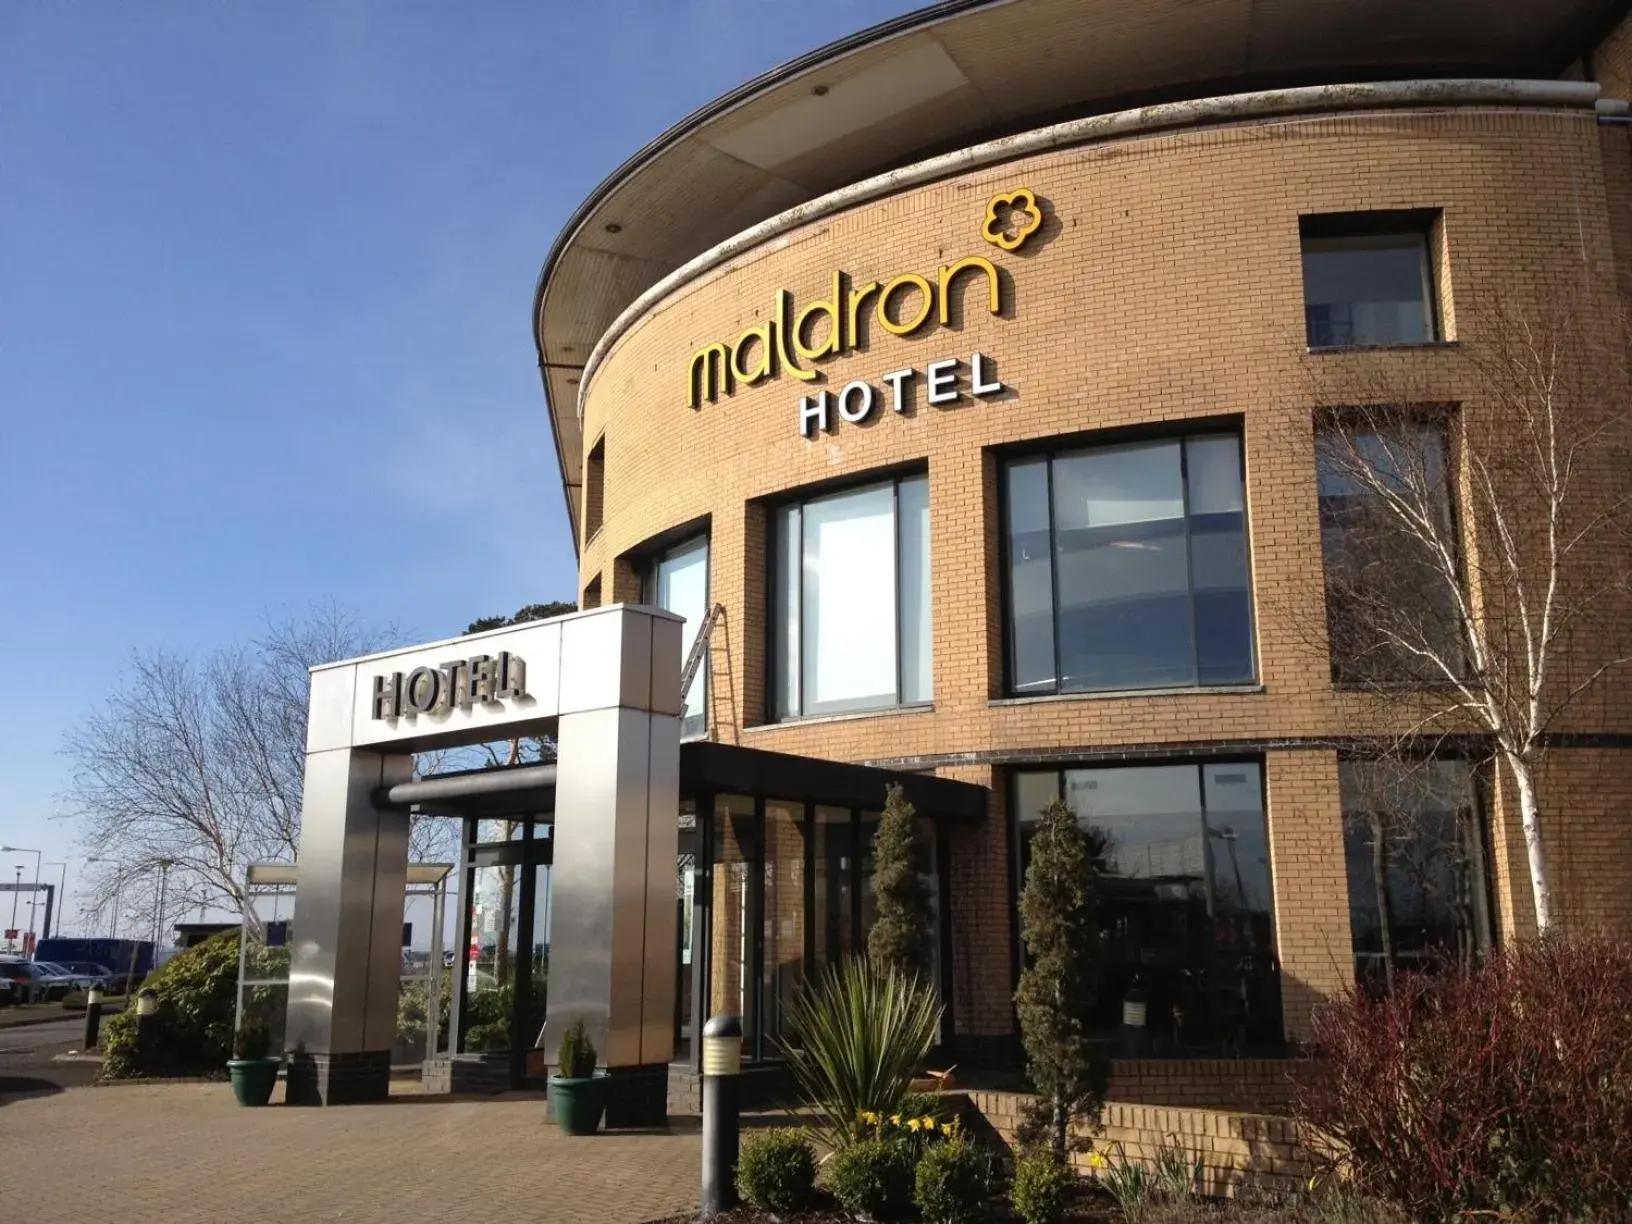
[0,1082,700,1223]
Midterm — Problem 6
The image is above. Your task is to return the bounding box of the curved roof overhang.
[534,0,1631,548]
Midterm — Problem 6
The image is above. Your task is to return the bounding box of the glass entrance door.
[453,816,552,1085]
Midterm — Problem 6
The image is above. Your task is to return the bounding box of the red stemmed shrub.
[1295,936,1632,1221]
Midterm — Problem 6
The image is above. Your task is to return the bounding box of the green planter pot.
[228,1057,281,1107]
[549,1073,609,1135]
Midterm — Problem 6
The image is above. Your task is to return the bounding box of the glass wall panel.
[761,800,808,1050]
[676,800,697,1061]
[1014,762,1281,1051]
[1340,759,1491,989]
[655,535,710,739]
[814,806,854,972]
[1302,231,1435,348]
[803,484,897,713]
[1006,459,1057,694]
[1318,421,1462,681]
[773,474,932,719]
[462,863,520,1052]
[1053,442,1191,691]
[710,796,756,1030]
[1005,433,1254,695]
[897,475,932,704]
[1186,436,1255,684]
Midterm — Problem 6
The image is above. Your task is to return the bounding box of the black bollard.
[83,985,104,1049]
[700,1014,743,1218]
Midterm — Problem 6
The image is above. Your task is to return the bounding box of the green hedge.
[101,930,242,1079]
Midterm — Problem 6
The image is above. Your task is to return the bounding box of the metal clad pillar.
[286,657,415,1104]
[549,608,682,1125]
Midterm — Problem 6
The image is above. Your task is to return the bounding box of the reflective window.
[773,474,932,718]
[1004,434,1254,695]
[1013,761,1282,1050]
[647,534,710,738]
[1301,213,1438,348]
[1340,759,1492,990]
[1317,419,1461,682]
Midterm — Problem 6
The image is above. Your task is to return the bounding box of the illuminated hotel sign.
[371,652,528,720]
[685,188,1043,435]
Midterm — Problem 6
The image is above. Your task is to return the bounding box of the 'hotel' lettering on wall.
[371,652,528,720]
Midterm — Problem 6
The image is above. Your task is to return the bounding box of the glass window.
[1317,419,1461,682]
[814,805,855,969]
[1340,759,1492,991]
[1301,213,1438,348]
[1012,761,1282,1051]
[647,534,710,738]
[774,474,932,718]
[1004,434,1254,695]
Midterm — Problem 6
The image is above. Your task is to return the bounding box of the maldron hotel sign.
[685,189,1043,436]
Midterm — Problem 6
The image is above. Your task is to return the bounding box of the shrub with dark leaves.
[1295,935,1632,1221]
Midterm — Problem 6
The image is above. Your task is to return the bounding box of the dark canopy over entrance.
[406,741,987,1088]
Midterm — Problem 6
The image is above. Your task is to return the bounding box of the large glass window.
[645,534,711,738]
[1340,759,1492,990]
[1317,419,1462,682]
[774,474,931,719]
[1301,212,1439,349]
[1012,761,1282,1051]
[1004,433,1254,695]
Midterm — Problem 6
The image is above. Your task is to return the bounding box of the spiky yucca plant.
[781,956,942,1150]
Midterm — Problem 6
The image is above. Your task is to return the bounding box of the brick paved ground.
[1,1080,701,1223]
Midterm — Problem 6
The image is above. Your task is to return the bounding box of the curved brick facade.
[572,101,1632,1046]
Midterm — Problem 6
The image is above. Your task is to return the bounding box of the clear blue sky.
[0,0,920,915]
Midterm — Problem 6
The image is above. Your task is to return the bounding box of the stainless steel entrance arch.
[286,604,682,1106]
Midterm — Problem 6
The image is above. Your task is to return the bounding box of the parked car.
[0,975,15,1006]
[51,961,118,992]
[0,959,71,1003]
[35,962,101,993]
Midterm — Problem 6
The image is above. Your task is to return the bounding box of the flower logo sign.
[983,187,1043,251]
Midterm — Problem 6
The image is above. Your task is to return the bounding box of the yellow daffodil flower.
[907,1118,922,1132]
[1087,1150,1108,1169]
[890,1114,902,1126]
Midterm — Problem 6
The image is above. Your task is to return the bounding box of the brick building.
[532,0,1632,1094]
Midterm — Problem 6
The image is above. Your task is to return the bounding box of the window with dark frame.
[1338,757,1494,993]
[1011,760,1283,1052]
[1003,430,1256,697]
[1316,414,1464,684]
[1300,210,1441,349]
[772,472,931,720]
[641,532,710,739]
[583,436,606,542]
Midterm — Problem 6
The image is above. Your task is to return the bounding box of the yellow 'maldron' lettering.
[686,255,1004,409]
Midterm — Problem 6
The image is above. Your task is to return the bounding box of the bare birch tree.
[1306,290,1632,933]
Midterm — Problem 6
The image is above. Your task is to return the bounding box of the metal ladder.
[679,603,725,705]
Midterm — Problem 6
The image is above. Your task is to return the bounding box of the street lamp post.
[7,866,19,954]
[153,859,175,954]
[43,861,68,940]
[1,846,42,951]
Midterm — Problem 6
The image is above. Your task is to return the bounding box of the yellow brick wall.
[580,105,1632,1041]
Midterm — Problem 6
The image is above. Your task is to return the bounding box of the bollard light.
[700,1014,744,1219]
[702,1014,743,1077]
[87,985,104,1007]
[135,987,158,1017]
